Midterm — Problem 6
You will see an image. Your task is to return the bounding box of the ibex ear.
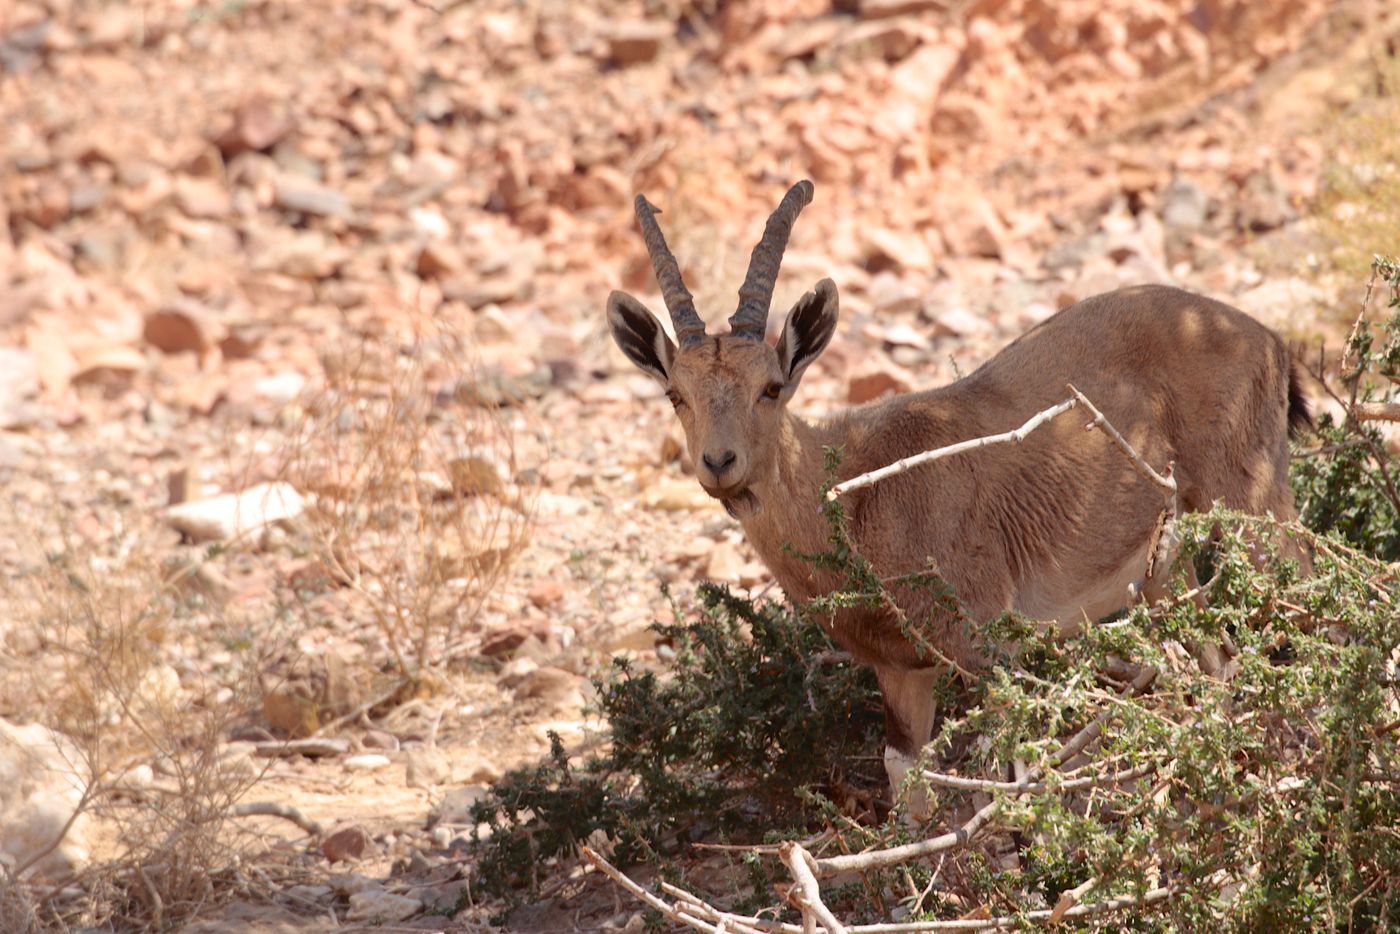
[607,291,677,386]
[775,278,839,398]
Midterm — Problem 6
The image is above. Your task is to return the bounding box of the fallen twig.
[581,846,726,934]
[585,840,1176,934]
[231,802,324,836]
[589,842,1177,932]
[813,665,1156,878]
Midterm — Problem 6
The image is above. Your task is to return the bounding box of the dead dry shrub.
[0,532,273,931]
[281,317,533,683]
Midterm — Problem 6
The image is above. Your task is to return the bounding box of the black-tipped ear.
[607,291,676,386]
[775,278,838,398]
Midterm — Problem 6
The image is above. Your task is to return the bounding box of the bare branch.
[826,398,1080,500]
[813,666,1156,877]
[1063,385,1175,493]
[581,846,726,934]
[1354,402,1400,423]
[662,883,798,934]
[590,836,1176,933]
[827,389,1178,579]
[920,759,1160,795]
[782,842,849,934]
[230,802,324,836]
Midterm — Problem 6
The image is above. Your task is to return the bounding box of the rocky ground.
[0,0,1396,930]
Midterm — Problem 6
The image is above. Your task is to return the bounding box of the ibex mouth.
[721,488,762,520]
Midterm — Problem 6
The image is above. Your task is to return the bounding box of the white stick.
[1064,384,1175,493]
[814,666,1156,878]
[919,759,1159,795]
[781,842,849,934]
[826,398,1081,500]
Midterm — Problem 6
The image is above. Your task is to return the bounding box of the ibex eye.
[666,390,684,409]
[762,382,784,401]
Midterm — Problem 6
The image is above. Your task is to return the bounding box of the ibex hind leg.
[875,666,942,821]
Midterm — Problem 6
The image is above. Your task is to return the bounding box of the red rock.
[848,368,912,404]
[513,667,586,710]
[479,629,528,658]
[838,19,932,61]
[20,182,70,228]
[770,18,844,62]
[862,228,935,272]
[273,175,350,219]
[859,0,946,19]
[71,345,146,386]
[936,191,1010,259]
[415,242,461,278]
[321,825,375,864]
[600,21,670,66]
[214,97,292,156]
[527,580,566,609]
[143,302,223,355]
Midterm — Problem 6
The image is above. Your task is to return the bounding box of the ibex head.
[607,181,839,515]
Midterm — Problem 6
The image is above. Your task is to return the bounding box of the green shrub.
[469,584,883,902]
[1291,254,1400,560]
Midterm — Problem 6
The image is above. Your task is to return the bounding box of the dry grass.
[280,315,534,684]
[1315,50,1400,280]
[1,534,267,931]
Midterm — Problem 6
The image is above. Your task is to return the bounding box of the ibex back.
[606,180,1310,803]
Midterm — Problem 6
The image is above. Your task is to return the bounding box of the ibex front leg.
[874,665,942,820]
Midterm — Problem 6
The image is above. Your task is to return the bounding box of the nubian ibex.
[606,180,1310,803]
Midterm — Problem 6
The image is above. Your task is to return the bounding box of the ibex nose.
[702,450,737,475]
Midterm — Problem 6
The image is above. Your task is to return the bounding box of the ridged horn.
[634,194,707,348]
[729,180,815,341]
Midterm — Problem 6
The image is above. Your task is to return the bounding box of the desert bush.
[469,583,884,902]
[1,536,269,931]
[282,321,532,681]
[1292,254,1400,560]
[470,262,1400,931]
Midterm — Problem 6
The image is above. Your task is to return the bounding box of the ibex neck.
[738,411,846,601]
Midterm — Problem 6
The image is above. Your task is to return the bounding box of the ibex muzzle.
[607,180,1310,811]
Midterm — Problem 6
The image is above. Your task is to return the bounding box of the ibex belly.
[1011,536,1171,639]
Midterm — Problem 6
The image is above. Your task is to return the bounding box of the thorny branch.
[919,759,1160,795]
[825,398,1080,500]
[826,386,1179,584]
[813,665,1157,877]
[586,845,1177,933]
[782,842,849,934]
[584,668,1164,931]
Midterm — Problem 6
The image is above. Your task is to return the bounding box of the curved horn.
[729,180,815,341]
[634,194,707,348]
